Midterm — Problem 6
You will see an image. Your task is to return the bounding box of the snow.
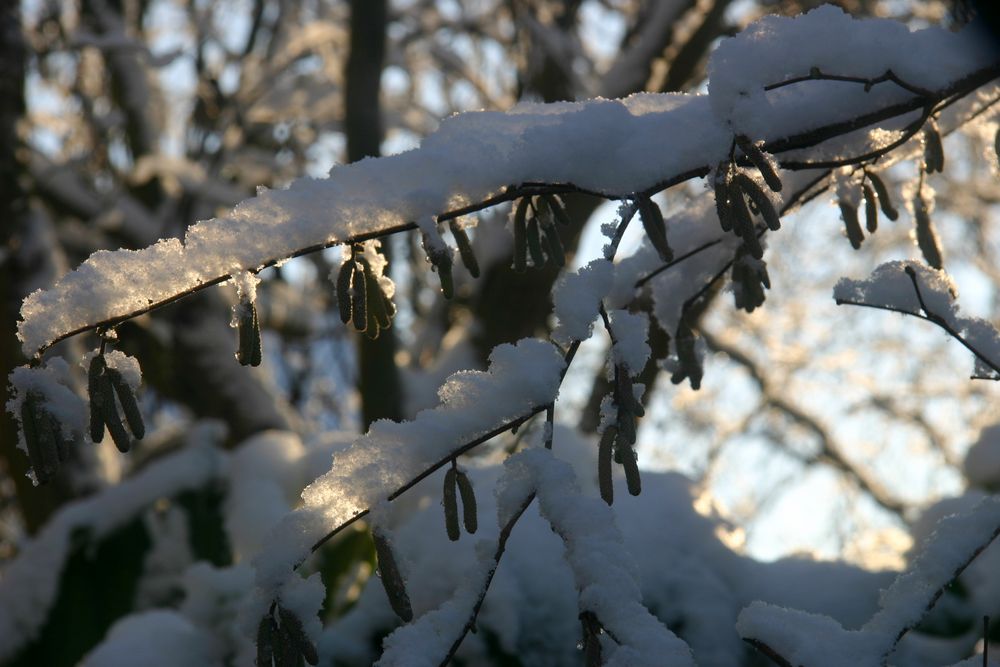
[866,495,1000,638]
[964,423,1000,489]
[708,5,998,135]
[607,309,650,375]
[834,260,957,316]
[229,270,260,305]
[506,448,695,667]
[0,431,226,664]
[18,7,998,357]
[80,610,219,667]
[551,259,615,347]
[252,339,565,592]
[835,261,1000,377]
[738,495,1000,667]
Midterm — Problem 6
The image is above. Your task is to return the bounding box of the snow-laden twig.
[835,261,1000,379]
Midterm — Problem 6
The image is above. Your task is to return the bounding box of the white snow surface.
[607,309,650,375]
[551,258,615,346]
[737,495,1000,667]
[252,339,565,592]
[17,8,999,356]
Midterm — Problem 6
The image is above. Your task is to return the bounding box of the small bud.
[734,173,780,231]
[350,262,368,333]
[540,219,565,268]
[448,221,480,278]
[512,198,530,273]
[104,405,132,453]
[731,192,763,259]
[107,367,145,440]
[88,354,108,444]
[615,367,644,418]
[862,183,879,233]
[237,301,262,367]
[372,529,413,622]
[923,122,944,174]
[543,194,572,226]
[671,319,703,390]
[443,467,460,541]
[526,217,546,268]
[620,444,641,497]
[256,614,275,667]
[598,427,615,505]
[913,191,943,269]
[21,392,52,484]
[838,200,864,250]
[866,171,899,221]
[336,260,353,324]
[277,605,319,666]
[455,470,478,535]
[714,166,735,233]
[736,135,783,192]
[638,197,673,262]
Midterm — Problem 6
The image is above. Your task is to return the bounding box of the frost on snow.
[834,261,1000,378]
[252,339,565,592]
[17,6,998,356]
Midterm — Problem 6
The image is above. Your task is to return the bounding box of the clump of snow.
[229,270,261,304]
[551,259,615,346]
[866,495,1000,638]
[964,423,1000,489]
[107,350,142,390]
[80,610,219,667]
[834,260,957,315]
[835,261,1000,377]
[607,309,650,375]
[736,602,887,667]
[252,339,565,593]
[17,5,998,359]
[708,5,998,135]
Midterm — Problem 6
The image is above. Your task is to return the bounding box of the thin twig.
[743,638,796,667]
[763,67,933,98]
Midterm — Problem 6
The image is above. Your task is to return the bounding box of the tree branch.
[27,62,1000,360]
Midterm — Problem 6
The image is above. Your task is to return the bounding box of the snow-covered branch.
[16,8,1000,360]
